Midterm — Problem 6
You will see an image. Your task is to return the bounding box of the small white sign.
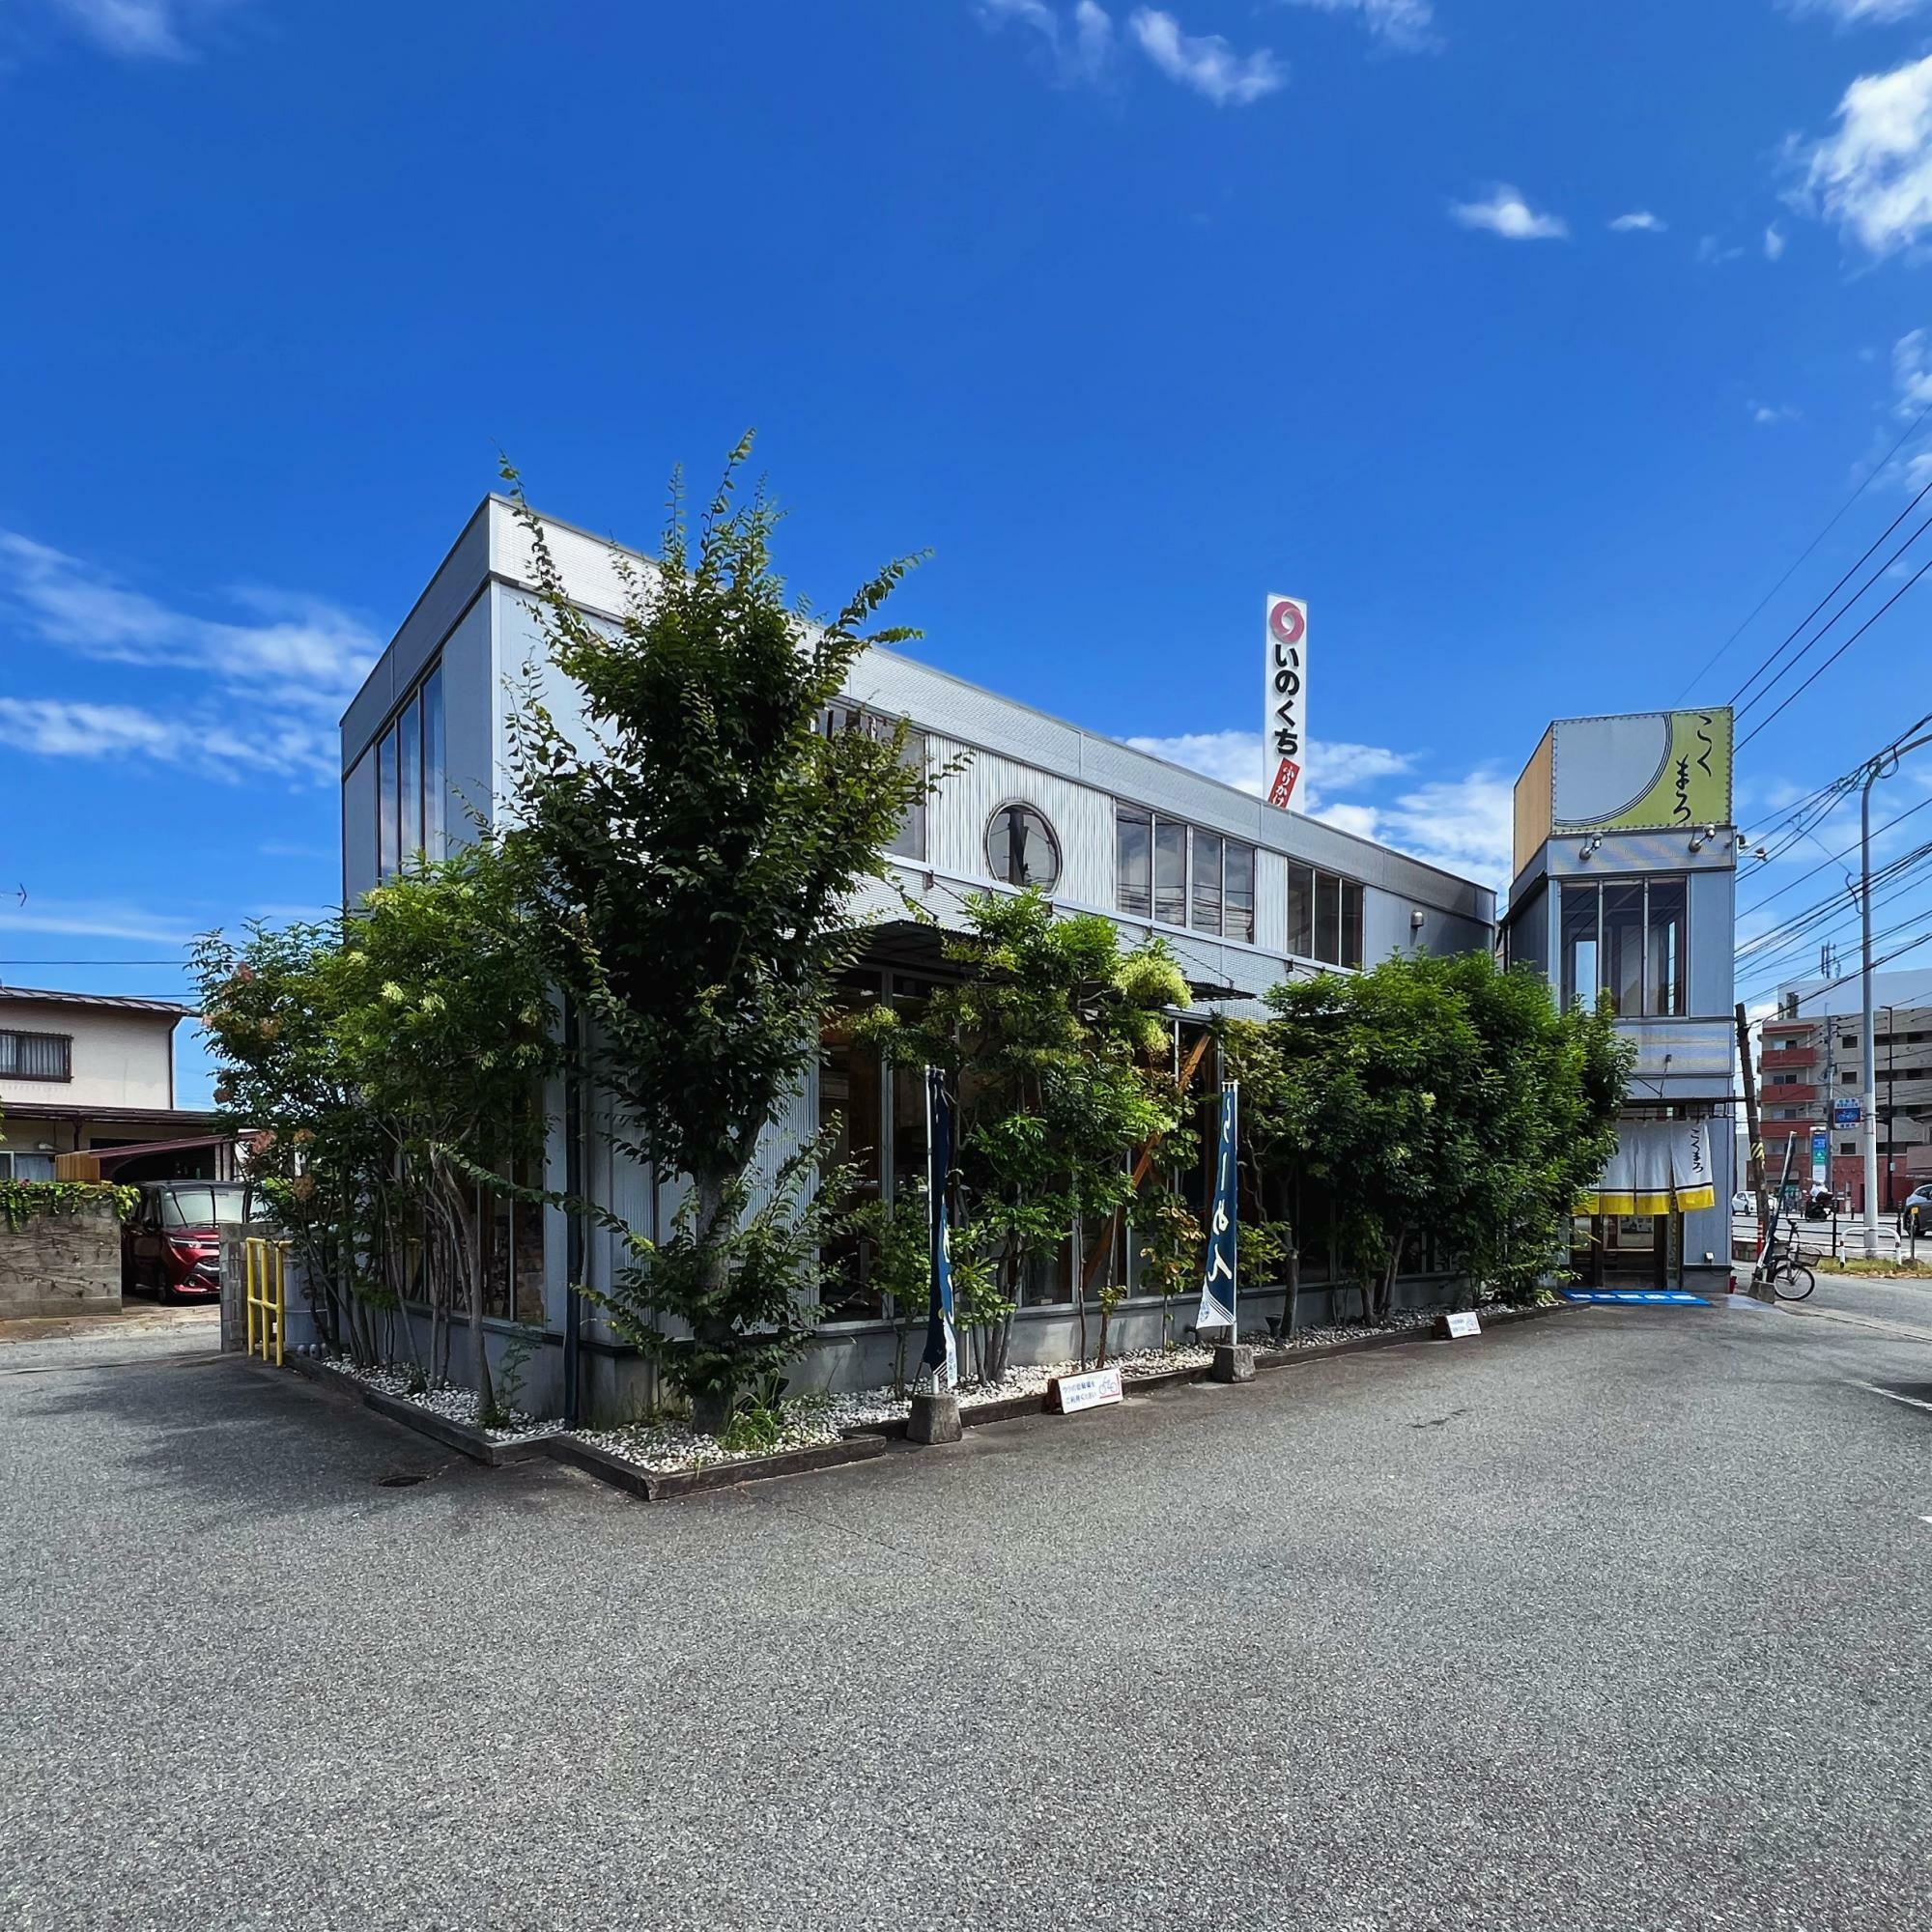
[1052,1366,1123,1414]
[1443,1311,1482,1339]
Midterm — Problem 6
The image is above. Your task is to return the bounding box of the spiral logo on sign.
[1269,599,1305,647]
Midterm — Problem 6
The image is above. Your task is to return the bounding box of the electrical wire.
[1675,399,1932,703]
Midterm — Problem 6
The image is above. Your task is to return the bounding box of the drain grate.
[376,1472,430,1488]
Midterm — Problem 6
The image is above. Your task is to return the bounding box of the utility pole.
[1736,1002,1770,1253]
[1859,713,1932,1258]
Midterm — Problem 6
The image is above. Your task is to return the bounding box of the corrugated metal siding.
[1254,849,1288,956]
[928,735,1114,906]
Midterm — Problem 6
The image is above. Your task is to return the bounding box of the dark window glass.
[1602,884,1645,1016]
[1559,882,1599,1012]
[398,694,422,866]
[1224,841,1255,945]
[986,803,1061,892]
[1340,878,1364,970]
[887,729,927,861]
[1315,871,1342,965]
[378,727,400,882]
[1287,864,1314,957]
[1154,818,1187,925]
[1191,828,1224,935]
[1117,807,1152,919]
[1646,878,1687,1017]
[420,665,445,855]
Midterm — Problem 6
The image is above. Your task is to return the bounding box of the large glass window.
[1119,808,1255,942]
[986,803,1061,891]
[1560,883,1599,1012]
[1224,841,1256,945]
[377,728,400,881]
[420,665,445,853]
[1645,878,1686,1017]
[1116,807,1152,919]
[397,693,422,864]
[1603,884,1644,1017]
[1287,863,1314,957]
[819,702,926,862]
[1560,877,1692,1017]
[1191,828,1223,934]
[1284,861,1361,967]
[1153,819,1187,925]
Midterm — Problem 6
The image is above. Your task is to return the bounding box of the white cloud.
[1351,770,1517,891]
[1789,53,1932,258]
[0,531,378,783]
[1697,234,1746,264]
[1779,1,1932,24]
[1609,210,1666,232]
[1127,8,1286,105]
[1124,728,1413,799]
[1892,326,1932,415]
[1764,223,1788,259]
[977,0,1115,85]
[1271,0,1435,54]
[40,1,239,59]
[0,895,202,946]
[1750,399,1802,423]
[1448,185,1568,241]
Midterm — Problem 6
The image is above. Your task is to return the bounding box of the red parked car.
[122,1181,250,1301]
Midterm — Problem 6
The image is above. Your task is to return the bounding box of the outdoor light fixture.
[1410,909,1426,929]
[1578,834,1604,859]
[1688,822,1719,853]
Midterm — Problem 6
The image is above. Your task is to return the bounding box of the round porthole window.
[985,802,1062,893]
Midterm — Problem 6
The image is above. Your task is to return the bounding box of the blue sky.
[5,0,1932,1097]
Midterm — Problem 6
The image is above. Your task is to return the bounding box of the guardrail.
[242,1237,287,1365]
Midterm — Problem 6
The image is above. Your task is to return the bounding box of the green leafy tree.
[196,841,559,1415]
[1252,952,1629,1322]
[500,437,933,1431]
[861,891,1189,1379]
[326,841,560,1420]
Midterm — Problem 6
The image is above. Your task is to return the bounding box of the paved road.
[3,1301,1927,1932]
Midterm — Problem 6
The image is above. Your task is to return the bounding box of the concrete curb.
[842,1298,1585,1440]
[547,1429,890,1501]
[281,1351,554,1467]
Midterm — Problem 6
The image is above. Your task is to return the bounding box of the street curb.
[280,1352,554,1467]
[841,1297,1584,1440]
[546,1429,890,1501]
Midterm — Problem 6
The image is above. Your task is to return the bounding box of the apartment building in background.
[1758,967,1932,1211]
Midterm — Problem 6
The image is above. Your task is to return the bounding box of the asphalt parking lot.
[2,1295,1927,1931]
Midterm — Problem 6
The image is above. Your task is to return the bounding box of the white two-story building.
[337,497,1496,1414]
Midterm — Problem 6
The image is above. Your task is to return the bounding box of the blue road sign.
[1833,1101,1861,1128]
[1561,1290,1710,1306]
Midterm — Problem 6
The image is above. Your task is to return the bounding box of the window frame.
[984,799,1063,893]
[1115,805,1259,946]
[1558,874,1693,1018]
[370,657,448,886]
[0,1029,73,1083]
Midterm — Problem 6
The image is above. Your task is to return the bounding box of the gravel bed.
[815,1303,1521,1431]
[307,1352,560,1445]
[571,1410,844,1473]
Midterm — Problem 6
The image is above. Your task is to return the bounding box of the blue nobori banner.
[1195,1080,1238,1334]
[921,1066,958,1392]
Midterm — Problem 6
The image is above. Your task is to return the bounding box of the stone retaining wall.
[0,1193,122,1321]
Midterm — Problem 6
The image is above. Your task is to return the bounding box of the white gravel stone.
[313,1354,560,1445]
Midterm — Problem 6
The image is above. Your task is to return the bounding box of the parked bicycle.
[1753,1229,1815,1303]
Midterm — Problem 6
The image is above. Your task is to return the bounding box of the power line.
[1675,399,1932,703]
[1738,788,1932,919]
[1738,546,1932,753]
[1728,475,1932,718]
